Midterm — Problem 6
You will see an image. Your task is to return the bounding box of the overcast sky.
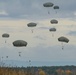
[0,0,76,19]
[0,0,76,67]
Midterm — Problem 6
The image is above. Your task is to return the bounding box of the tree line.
[0,66,76,75]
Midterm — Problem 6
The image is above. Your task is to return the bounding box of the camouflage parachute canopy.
[43,2,54,7]
[27,22,37,27]
[58,36,69,43]
[49,28,56,31]
[13,40,27,47]
[2,33,9,38]
[50,19,58,24]
[53,6,59,9]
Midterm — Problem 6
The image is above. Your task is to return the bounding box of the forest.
[0,66,76,75]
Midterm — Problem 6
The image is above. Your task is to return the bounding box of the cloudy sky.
[0,0,76,67]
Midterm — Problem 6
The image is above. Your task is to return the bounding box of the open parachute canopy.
[2,33,9,38]
[53,6,59,9]
[58,36,69,43]
[43,2,54,7]
[49,28,56,32]
[27,22,37,27]
[50,19,58,24]
[13,40,27,47]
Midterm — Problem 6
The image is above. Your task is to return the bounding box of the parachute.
[2,33,9,38]
[43,2,54,14]
[49,28,56,37]
[53,5,59,14]
[13,40,27,47]
[27,22,37,33]
[43,2,54,7]
[58,36,69,43]
[49,28,56,31]
[2,33,9,43]
[50,19,58,24]
[58,36,69,50]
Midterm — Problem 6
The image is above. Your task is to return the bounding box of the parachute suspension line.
[54,10,57,14]
[31,29,33,33]
[56,11,57,14]
[61,42,64,50]
[52,33,54,37]
[48,11,50,14]
[19,52,21,57]
[5,40,6,43]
